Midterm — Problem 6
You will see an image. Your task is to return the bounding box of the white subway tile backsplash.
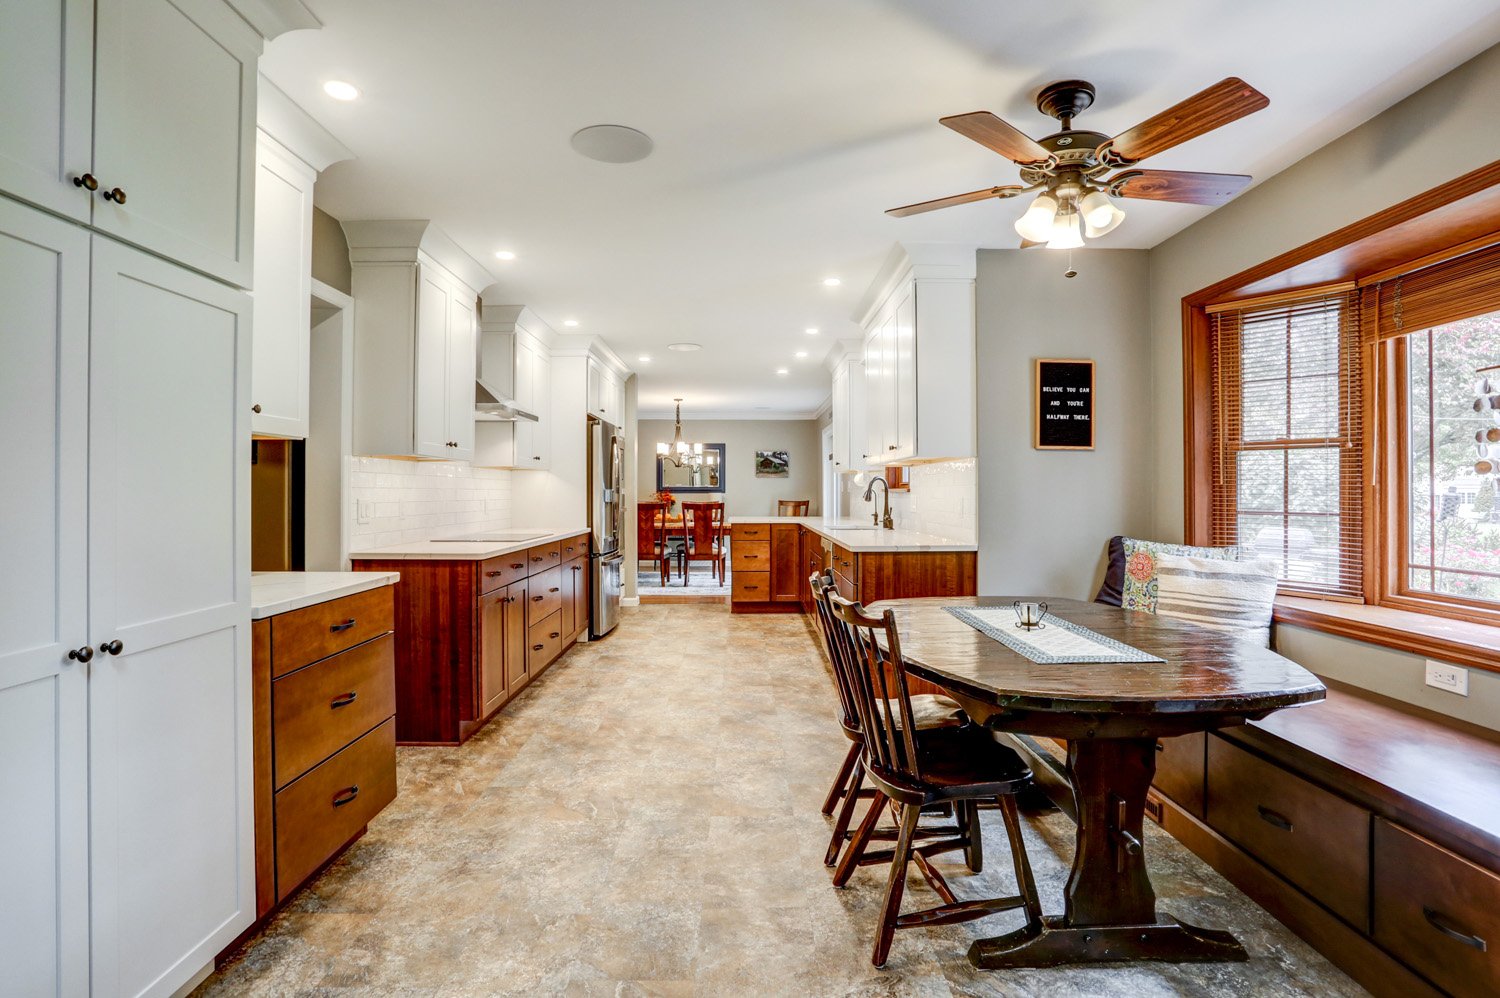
[348,456,513,550]
[844,458,976,544]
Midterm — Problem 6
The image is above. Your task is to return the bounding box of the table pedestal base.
[968,913,1248,969]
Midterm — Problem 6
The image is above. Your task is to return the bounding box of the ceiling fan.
[887,78,1269,249]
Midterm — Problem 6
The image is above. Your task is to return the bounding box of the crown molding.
[342,219,495,297]
[227,0,318,40]
[257,76,353,173]
[853,241,977,327]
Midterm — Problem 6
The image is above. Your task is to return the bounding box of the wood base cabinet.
[353,532,590,744]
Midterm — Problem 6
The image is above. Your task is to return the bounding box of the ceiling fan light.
[1014,194,1058,243]
[1046,208,1084,250]
[1078,189,1113,228]
[1083,202,1126,238]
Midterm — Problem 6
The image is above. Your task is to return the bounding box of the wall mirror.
[657,443,725,492]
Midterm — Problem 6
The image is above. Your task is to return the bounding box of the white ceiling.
[262,0,1500,418]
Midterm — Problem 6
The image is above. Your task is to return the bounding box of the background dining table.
[867,595,1326,969]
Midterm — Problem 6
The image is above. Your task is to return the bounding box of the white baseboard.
[621,596,640,607]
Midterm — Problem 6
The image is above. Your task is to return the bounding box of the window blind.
[1375,241,1500,339]
[1208,290,1365,598]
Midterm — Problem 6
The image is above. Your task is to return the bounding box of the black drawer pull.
[330,692,358,709]
[329,619,356,632]
[549,587,560,593]
[511,562,525,569]
[532,643,544,651]
[550,631,559,639]
[486,570,503,577]
[1256,805,1293,832]
[332,785,360,807]
[1423,907,1487,952]
[532,595,544,602]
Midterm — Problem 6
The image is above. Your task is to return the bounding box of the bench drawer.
[273,633,396,788]
[732,571,771,602]
[1207,735,1370,930]
[731,540,770,573]
[731,522,770,541]
[527,565,563,624]
[275,717,397,901]
[479,552,530,594]
[1154,732,1206,818]
[1374,818,1500,997]
[270,586,394,678]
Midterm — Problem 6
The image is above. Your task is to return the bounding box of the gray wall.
[975,248,1153,599]
[1143,42,1500,731]
[637,418,822,517]
[311,205,351,294]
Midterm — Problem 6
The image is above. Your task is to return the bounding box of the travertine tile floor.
[200,604,1364,997]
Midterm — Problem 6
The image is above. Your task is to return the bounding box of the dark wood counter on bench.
[1150,678,1500,998]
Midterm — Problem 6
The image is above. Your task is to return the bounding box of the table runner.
[944,606,1166,664]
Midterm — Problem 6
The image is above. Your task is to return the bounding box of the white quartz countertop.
[251,571,401,620]
[347,527,590,561]
[727,516,976,553]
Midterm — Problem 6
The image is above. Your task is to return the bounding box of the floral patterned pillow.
[1120,537,1238,613]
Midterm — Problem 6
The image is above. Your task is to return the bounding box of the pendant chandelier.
[656,398,704,467]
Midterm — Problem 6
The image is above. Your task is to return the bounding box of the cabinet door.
[0,199,91,998]
[0,0,93,221]
[249,134,314,438]
[862,326,883,465]
[586,359,603,418]
[413,265,453,458]
[87,237,253,997]
[770,525,802,603]
[570,561,589,638]
[503,581,529,696]
[831,367,848,471]
[92,0,260,287]
[529,349,552,468]
[446,286,476,461]
[478,590,507,717]
[892,286,917,461]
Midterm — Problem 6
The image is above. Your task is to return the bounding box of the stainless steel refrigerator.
[588,419,624,637]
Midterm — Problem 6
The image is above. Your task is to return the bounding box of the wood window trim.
[1185,160,1500,650]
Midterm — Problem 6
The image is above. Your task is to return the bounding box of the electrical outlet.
[1425,660,1469,697]
[357,499,375,524]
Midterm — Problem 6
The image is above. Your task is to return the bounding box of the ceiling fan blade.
[939,112,1051,166]
[1109,169,1252,205]
[885,185,1025,217]
[1101,78,1268,165]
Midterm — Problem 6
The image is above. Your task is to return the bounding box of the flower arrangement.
[653,489,675,512]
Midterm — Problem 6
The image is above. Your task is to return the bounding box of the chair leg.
[873,802,922,968]
[998,794,1044,930]
[833,790,885,887]
[822,741,860,817]
[825,758,866,866]
[962,799,983,873]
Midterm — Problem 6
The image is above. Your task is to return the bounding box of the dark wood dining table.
[866,595,1326,970]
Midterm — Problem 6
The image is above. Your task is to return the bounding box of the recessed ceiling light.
[668,342,701,352]
[494,250,516,261]
[563,319,579,328]
[795,351,808,359]
[638,355,651,363]
[776,367,789,375]
[805,327,819,335]
[822,277,841,287]
[570,124,654,163]
[323,80,360,101]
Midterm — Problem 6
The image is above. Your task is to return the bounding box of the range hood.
[475,377,538,422]
[474,314,539,422]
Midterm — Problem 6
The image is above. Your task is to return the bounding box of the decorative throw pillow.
[1095,536,1239,612]
[1153,553,1278,647]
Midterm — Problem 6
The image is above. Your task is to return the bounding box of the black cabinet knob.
[102,187,126,204]
[251,403,262,414]
[73,173,98,191]
[101,639,123,656]
[67,645,94,663]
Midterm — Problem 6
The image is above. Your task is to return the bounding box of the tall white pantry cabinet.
[0,0,296,994]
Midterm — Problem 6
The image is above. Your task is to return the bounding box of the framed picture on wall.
[755,450,790,477]
[1034,358,1094,450]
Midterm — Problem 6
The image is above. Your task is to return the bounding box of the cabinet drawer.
[270,587,394,678]
[731,523,769,541]
[559,534,589,562]
[1153,732,1206,818]
[1374,819,1500,997]
[732,571,771,602]
[732,540,770,572]
[1206,735,1370,929]
[275,717,397,901]
[527,565,563,624]
[479,552,530,594]
[272,634,396,788]
[830,545,857,577]
[528,610,563,670]
[525,540,562,574]
[833,571,859,602]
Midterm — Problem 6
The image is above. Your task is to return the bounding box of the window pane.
[1404,311,1500,606]
[1242,380,1287,441]
[1290,374,1338,437]
[1288,448,1339,513]
[1237,451,1284,512]
[1237,512,1340,587]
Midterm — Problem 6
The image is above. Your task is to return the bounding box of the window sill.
[1273,596,1500,673]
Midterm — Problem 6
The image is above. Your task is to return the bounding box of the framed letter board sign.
[1034,358,1094,450]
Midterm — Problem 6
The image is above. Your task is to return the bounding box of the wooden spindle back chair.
[777,498,811,516]
[679,500,726,585]
[636,500,672,586]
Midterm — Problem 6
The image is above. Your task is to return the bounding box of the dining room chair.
[636,500,672,586]
[777,498,811,516]
[824,590,1045,968]
[679,500,726,585]
[809,572,965,868]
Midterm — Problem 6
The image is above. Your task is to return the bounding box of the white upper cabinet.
[0,0,94,221]
[346,221,492,462]
[473,303,554,470]
[854,245,976,465]
[91,0,261,287]
[586,357,624,422]
[249,133,314,438]
[830,352,868,473]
